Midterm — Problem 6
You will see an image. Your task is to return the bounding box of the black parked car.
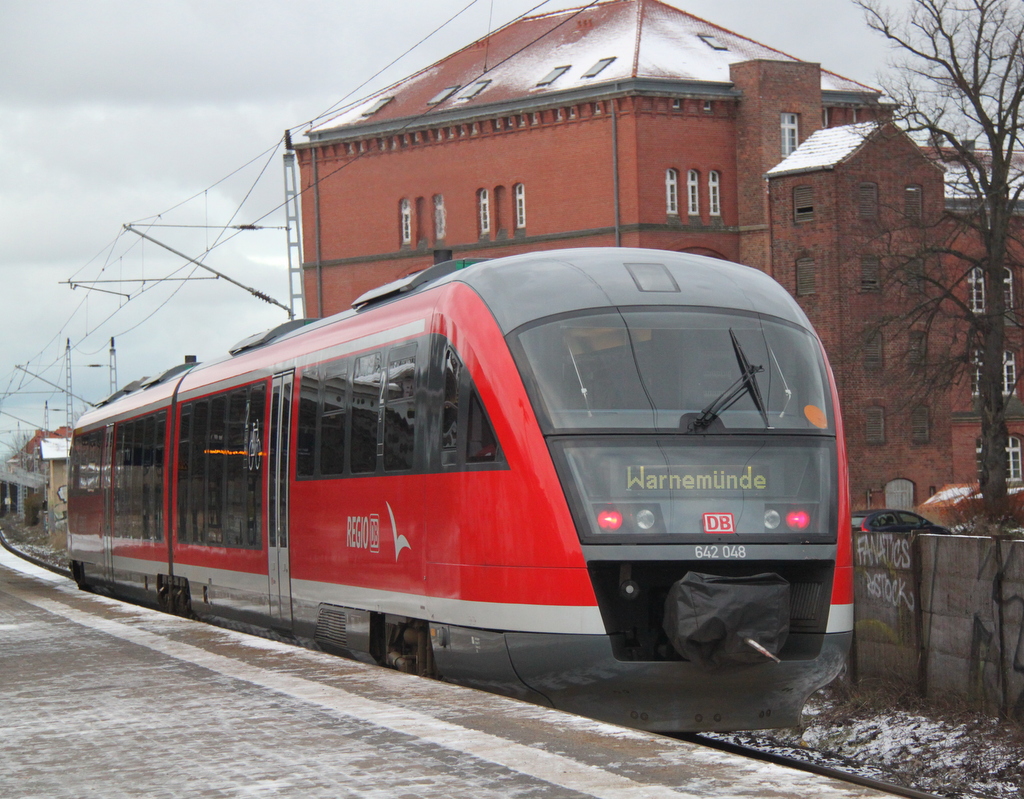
[851,509,951,534]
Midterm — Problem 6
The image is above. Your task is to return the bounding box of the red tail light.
[597,509,623,531]
[786,510,811,530]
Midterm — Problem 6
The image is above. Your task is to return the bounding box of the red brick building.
[293,0,1009,511]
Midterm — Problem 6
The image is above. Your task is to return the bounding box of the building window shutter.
[793,185,814,222]
[864,331,883,370]
[905,184,922,220]
[399,199,412,246]
[906,258,925,293]
[433,194,446,241]
[911,406,930,444]
[866,407,885,444]
[858,182,878,218]
[860,255,880,291]
[795,257,816,296]
[908,330,926,367]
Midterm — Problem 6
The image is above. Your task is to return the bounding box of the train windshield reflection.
[515,309,833,433]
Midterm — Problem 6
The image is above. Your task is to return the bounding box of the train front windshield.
[513,309,838,542]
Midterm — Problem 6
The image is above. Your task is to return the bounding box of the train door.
[268,372,294,626]
[101,424,115,580]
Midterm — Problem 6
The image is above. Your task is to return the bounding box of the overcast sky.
[0,0,906,447]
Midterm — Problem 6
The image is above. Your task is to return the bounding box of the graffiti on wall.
[855,532,916,612]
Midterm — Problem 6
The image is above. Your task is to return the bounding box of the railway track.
[0,526,71,578]
[679,733,949,799]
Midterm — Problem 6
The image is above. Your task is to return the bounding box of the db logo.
[703,512,735,534]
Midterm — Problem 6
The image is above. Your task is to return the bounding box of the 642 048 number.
[695,544,747,559]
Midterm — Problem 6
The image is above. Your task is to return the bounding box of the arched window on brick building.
[477,189,490,238]
[665,168,679,215]
[708,171,720,216]
[969,267,985,312]
[687,170,699,215]
[514,183,526,230]
[1004,351,1017,396]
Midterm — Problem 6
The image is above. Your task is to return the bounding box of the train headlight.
[635,508,656,530]
[597,509,623,530]
[764,509,781,529]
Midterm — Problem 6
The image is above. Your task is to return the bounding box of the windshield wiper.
[686,329,769,432]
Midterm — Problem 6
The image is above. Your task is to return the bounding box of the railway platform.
[0,549,890,799]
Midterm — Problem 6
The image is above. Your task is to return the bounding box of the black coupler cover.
[663,572,790,669]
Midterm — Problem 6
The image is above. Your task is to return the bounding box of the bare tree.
[855,0,1024,510]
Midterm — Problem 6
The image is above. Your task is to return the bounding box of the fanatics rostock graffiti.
[852,532,1024,720]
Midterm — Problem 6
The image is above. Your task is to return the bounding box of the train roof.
[74,248,812,433]
[361,248,815,335]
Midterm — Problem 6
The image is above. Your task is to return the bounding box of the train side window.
[177,404,193,544]
[245,383,265,548]
[206,395,227,544]
[223,390,248,547]
[114,421,130,537]
[321,360,348,476]
[71,429,103,493]
[296,371,319,477]
[351,352,383,473]
[466,391,499,463]
[141,415,156,540]
[384,343,417,471]
[153,412,165,542]
[442,347,461,453]
[190,399,210,545]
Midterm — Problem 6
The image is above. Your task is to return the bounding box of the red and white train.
[68,247,852,732]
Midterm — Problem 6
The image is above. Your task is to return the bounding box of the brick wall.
[769,126,956,508]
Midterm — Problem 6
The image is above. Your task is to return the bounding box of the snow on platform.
[0,550,891,798]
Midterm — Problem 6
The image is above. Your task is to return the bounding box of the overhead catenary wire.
[4,1,574,429]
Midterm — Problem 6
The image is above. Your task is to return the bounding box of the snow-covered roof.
[39,438,70,461]
[766,122,879,177]
[308,0,880,139]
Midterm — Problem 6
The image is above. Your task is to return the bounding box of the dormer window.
[698,34,728,50]
[427,86,461,105]
[459,80,491,100]
[361,97,393,116]
[582,57,616,78]
[537,66,570,87]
